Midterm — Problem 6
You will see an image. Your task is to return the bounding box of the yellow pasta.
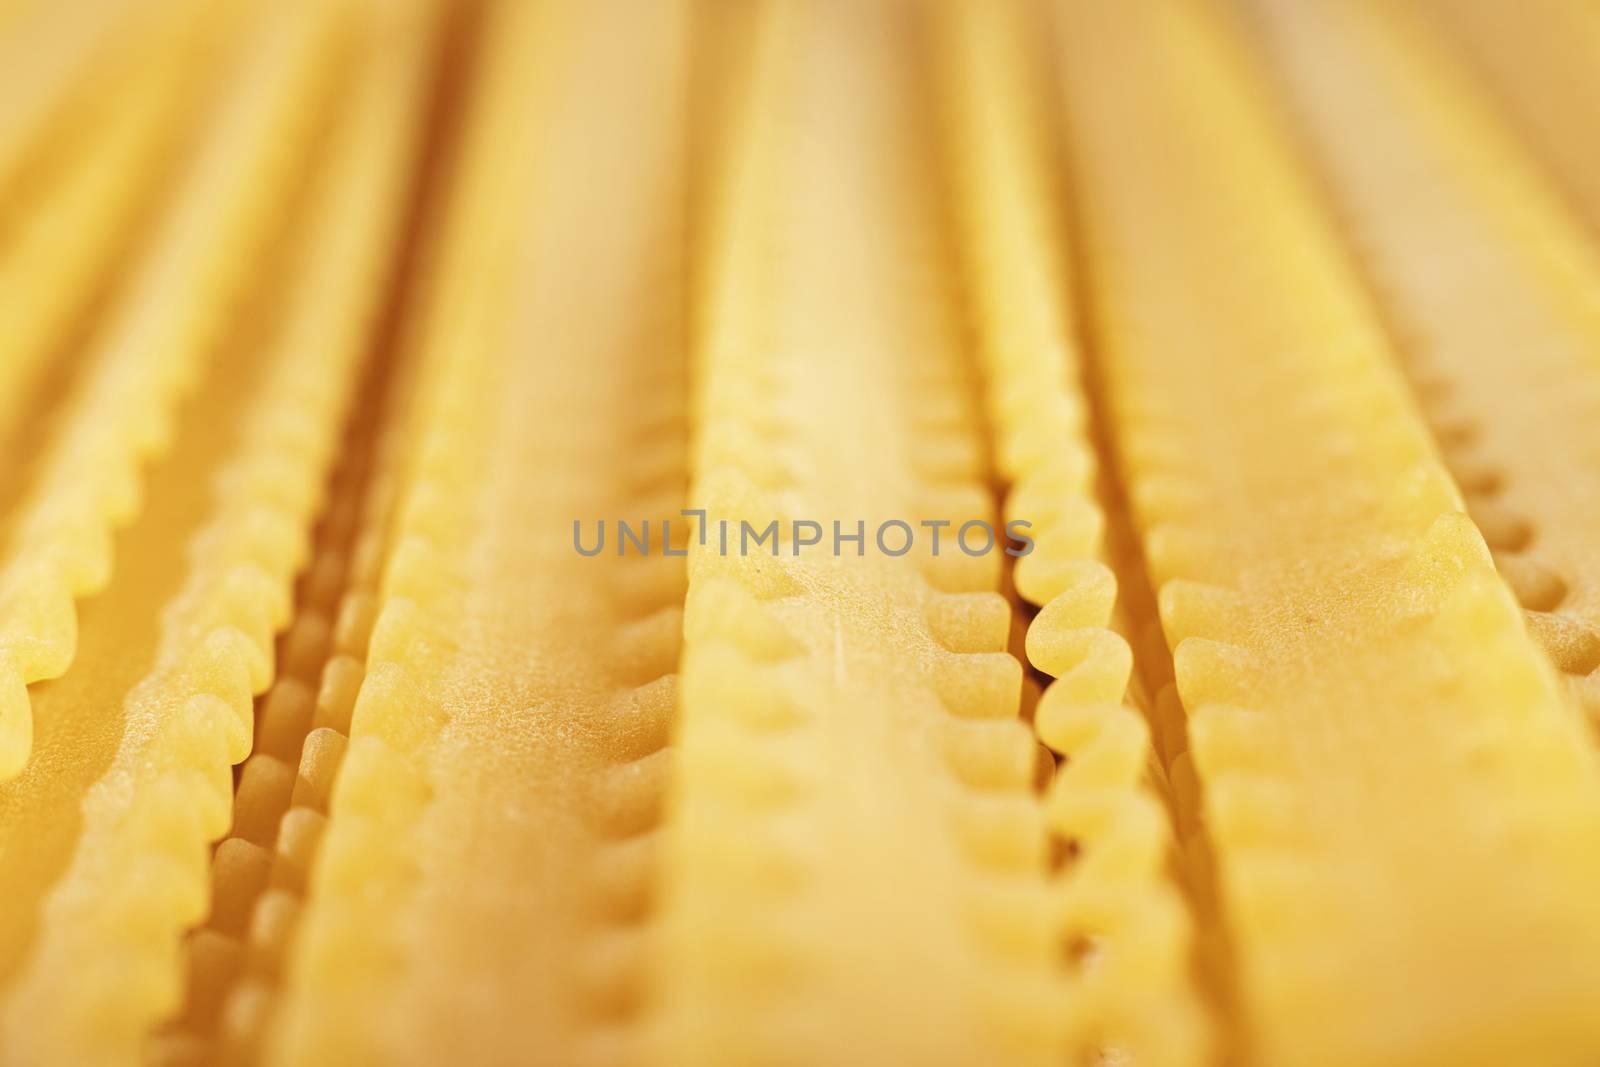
[1238,0,1600,729]
[263,2,691,1062]
[655,3,1064,1062]
[0,0,214,520]
[0,11,388,1058]
[0,0,340,779]
[1054,0,1600,1063]
[0,0,142,208]
[936,1,1209,1062]
[0,0,1596,1063]
[147,2,438,1060]
[1420,0,1600,236]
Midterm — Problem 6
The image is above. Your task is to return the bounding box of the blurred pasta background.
[2,0,1600,1064]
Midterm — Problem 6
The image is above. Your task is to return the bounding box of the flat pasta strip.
[1054,1,1600,1063]
[263,2,691,1062]
[935,1,1210,1062]
[1237,0,1600,726]
[1419,0,1600,236]
[0,14,385,1061]
[0,0,140,210]
[656,2,1061,1062]
[0,0,342,779]
[0,0,218,524]
[142,2,440,1061]
[0,0,1596,1061]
